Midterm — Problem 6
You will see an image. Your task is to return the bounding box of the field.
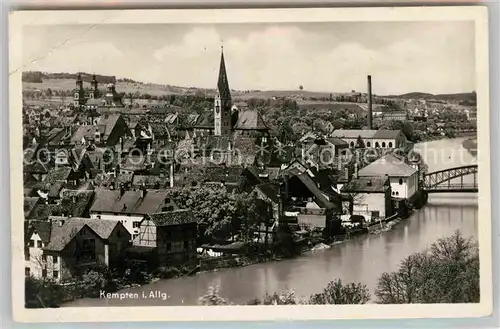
[24,78,352,100]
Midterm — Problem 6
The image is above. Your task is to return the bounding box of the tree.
[355,135,365,148]
[198,286,229,305]
[376,231,479,304]
[299,85,304,91]
[25,276,67,308]
[308,279,371,304]
[46,88,53,101]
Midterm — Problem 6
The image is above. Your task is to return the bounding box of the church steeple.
[90,74,98,99]
[214,46,232,136]
[74,73,85,107]
[217,46,231,106]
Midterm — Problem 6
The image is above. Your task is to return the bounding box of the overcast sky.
[22,21,475,95]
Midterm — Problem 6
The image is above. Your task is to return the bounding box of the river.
[64,137,478,307]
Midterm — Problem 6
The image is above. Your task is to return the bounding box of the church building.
[73,73,124,110]
[194,47,269,138]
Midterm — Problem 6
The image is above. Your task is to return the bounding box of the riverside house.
[26,217,130,282]
[340,176,393,223]
[357,154,419,200]
[89,187,178,239]
[130,210,198,267]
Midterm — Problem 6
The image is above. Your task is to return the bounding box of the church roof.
[233,109,268,131]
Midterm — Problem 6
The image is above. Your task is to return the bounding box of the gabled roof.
[28,220,52,244]
[358,154,417,177]
[341,176,389,193]
[254,183,280,203]
[90,188,171,215]
[24,197,41,218]
[373,129,403,139]
[43,218,126,252]
[292,172,336,209]
[45,167,72,184]
[233,110,268,131]
[147,209,196,227]
[331,129,377,139]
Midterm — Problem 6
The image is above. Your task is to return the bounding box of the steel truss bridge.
[422,165,478,193]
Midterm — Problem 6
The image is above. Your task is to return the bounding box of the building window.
[382,142,386,148]
[37,241,42,248]
[399,178,403,185]
[117,230,121,238]
[29,240,35,247]
[25,250,29,261]
[42,254,47,262]
[350,142,355,148]
[133,222,140,228]
[53,256,58,264]
[366,142,371,148]
[396,191,399,196]
[375,142,380,148]
[42,269,47,278]
[53,271,59,279]
[25,267,30,277]
[388,142,393,148]
[78,239,96,262]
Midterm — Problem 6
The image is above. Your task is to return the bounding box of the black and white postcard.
[9,6,492,322]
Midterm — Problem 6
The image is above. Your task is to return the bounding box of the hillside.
[387,91,476,102]
[22,71,475,102]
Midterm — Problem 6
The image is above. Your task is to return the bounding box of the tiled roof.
[233,110,268,130]
[254,183,280,203]
[373,129,403,139]
[147,209,196,227]
[43,217,124,251]
[293,172,336,209]
[45,167,72,184]
[326,137,349,146]
[341,176,389,193]
[24,197,41,218]
[358,154,417,177]
[71,125,99,144]
[90,188,171,215]
[89,188,121,213]
[60,190,94,217]
[331,129,377,139]
[29,220,52,244]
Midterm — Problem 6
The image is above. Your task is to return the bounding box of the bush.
[308,279,370,304]
[156,266,182,279]
[25,276,68,308]
[197,286,229,305]
[376,231,479,304]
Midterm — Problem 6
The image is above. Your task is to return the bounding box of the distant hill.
[387,91,477,102]
[22,71,476,103]
[22,71,117,84]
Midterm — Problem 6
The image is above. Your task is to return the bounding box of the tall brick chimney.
[367,75,373,130]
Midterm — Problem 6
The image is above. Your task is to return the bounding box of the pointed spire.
[217,46,231,103]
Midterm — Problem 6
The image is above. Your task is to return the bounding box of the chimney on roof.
[367,75,373,130]
[58,219,65,227]
[120,184,125,196]
[354,162,359,179]
[140,186,147,199]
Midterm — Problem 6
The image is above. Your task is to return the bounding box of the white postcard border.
[9,6,492,323]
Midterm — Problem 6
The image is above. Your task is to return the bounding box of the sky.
[22,21,476,95]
